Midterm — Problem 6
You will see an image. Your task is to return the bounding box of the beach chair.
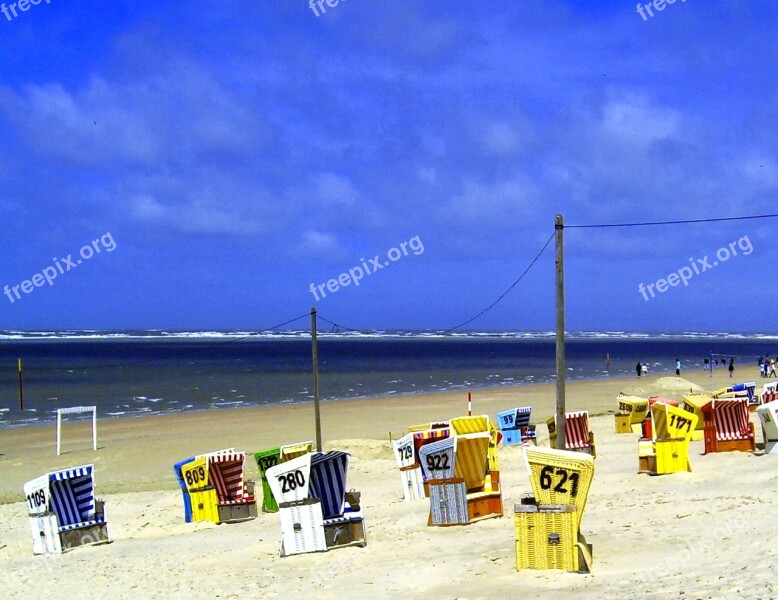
[638,403,698,475]
[516,447,594,572]
[23,464,110,554]
[254,440,313,512]
[174,449,257,524]
[614,395,649,434]
[496,407,536,445]
[702,398,755,454]
[547,411,596,458]
[267,451,366,556]
[450,414,502,471]
[421,433,502,526]
[392,432,425,501]
[411,427,450,495]
[757,403,778,455]
[681,394,710,441]
[713,382,758,411]
[761,382,778,405]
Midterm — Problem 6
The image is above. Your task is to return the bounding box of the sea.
[0,329,775,429]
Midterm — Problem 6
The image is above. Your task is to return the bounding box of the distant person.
[641,363,648,377]
[728,358,735,378]
[636,361,642,377]
[675,359,681,376]
[704,357,710,371]
[771,358,777,378]
[760,361,767,378]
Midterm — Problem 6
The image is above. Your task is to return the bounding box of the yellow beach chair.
[638,403,698,475]
[516,447,594,573]
[614,395,649,434]
[450,414,501,471]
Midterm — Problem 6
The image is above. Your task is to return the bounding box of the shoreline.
[0,365,709,431]
[0,366,750,503]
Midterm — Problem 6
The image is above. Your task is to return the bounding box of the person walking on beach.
[728,358,735,378]
[641,363,648,377]
[636,361,642,377]
[770,358,777,378]
[761,361,767,379]
[675,359,681,376]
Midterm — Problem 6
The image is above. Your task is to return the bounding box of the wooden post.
[555,214,566,448]
[468,392,472,416]
[18,358,24,411]
[311,307,322,452]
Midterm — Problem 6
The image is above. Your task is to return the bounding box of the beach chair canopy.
[412,428,450,469]
[24,465,98,529]
[419,437,457,482]
[496,407,532,431]
[280,440,313,462]
[393,433,417,469]
[652,403,698,442]
[310,451,350,519]
[712,399,751,441]
[617,396,650,425]
[207,450,248,502]
[757,403,778,443]
[267,453,313,505]
[450,415,490,435]
[454,432,491,491]
[563,411,591,450]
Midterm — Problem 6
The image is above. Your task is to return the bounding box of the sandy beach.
[1,367,774,599]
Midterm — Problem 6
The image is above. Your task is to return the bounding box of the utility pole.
[555,214,566,449]
[311,307,322,451]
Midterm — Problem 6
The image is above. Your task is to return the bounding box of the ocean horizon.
[1,329,775,429]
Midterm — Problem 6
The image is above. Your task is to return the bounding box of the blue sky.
[1,1,776,332]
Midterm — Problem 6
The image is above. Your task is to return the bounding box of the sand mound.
[326,438,394,460]
[652,377,704,394]
[619,387,648,396]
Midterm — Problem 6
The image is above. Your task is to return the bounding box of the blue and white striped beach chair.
[23,464,110,554]
[267,451,367,557]
[496,407,536,445]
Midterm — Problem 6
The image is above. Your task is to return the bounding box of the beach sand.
[1,367,775,599]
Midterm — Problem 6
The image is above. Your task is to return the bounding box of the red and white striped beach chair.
[174,449,257,524]
[547,411,596,458]
[702,399,755,454]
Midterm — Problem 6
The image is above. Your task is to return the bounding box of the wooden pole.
[311,307,322,452]
[555,214,566,448]
[468,392,472,416]
[18,358,24,411]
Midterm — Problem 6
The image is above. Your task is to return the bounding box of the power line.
[319,231,556,334]
[566,213,778,229]
[441,231,555,333]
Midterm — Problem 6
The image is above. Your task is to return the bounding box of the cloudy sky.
[1,1,776,332]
